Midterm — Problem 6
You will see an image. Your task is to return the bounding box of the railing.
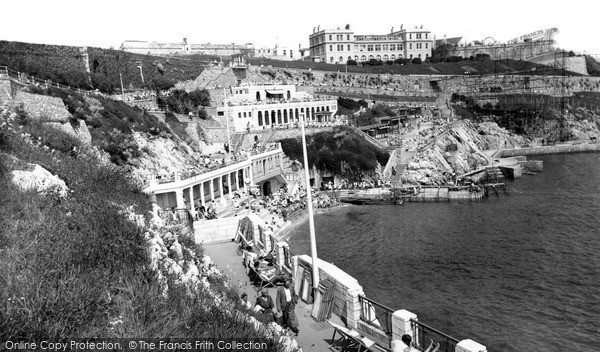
[410,319,459,352]
[358,295,394,336]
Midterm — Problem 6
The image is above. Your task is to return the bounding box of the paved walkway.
[204,241,341,352]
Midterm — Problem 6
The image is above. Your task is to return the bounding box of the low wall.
[496,143,600,157]
[294,255,364,328]
[194,217,240,243]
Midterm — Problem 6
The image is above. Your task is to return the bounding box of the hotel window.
[425,43,428,49]
[426,33,428,39]
[348,44,351,51]
[337,44,344,51]
[360,45,365,52]
[238,112,242,118]
[399,45,403,50]
[330,45,333,51]
[367,44,373,51]
[347,34,350,40]
[409,33,412,39]
[390,44,396,51]
[409,43,412,49]
[382,44,388,51]
[375,44,381,51]
[329,34,332,40]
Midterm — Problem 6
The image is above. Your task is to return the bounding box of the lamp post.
[299,113,320,291]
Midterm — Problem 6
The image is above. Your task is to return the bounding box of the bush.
[346,59,357,66]
[412,57,422,64]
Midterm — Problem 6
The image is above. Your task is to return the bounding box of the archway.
[262,181,272,197]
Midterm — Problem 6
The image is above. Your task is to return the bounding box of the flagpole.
[300,113,319,292]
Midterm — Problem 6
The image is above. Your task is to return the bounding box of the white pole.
[223,88,232,157]
[300,113,320,291]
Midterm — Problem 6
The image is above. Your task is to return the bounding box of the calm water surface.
[289,153,600,352]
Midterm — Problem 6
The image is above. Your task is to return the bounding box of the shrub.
[412,57,422,64]
[346,59,358,66]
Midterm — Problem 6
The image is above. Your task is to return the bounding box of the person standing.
[276,279,299,335]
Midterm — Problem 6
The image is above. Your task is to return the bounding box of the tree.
[347,59,357,66]
[412,57,422,64]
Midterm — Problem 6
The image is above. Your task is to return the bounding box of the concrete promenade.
[204,241,341,352]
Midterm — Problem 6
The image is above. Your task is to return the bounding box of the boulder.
[11,164,69,197]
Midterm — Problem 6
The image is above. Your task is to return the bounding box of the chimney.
[391,26,394,33]
[401,24,403,30]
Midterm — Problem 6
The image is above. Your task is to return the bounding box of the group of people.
[239,279,300,336]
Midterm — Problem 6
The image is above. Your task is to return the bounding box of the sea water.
[289,152,600,352]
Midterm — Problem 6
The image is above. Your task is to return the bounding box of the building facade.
[255,44,306,61]
[216,84,338,132]
[309,24,433,64]
[120,38,255,56]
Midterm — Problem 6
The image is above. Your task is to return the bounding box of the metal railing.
[358,295,394,336]
[410,319,459,352]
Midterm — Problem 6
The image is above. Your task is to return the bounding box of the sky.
[1,0,598,55]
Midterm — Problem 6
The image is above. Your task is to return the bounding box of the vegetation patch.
[280,126,389,181]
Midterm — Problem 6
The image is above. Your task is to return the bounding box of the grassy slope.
[0,108,276,343]
[248,57,579,76]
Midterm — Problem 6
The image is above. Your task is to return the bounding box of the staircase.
[349,126,388,150]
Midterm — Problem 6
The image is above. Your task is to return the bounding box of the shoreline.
[273,203,352,242]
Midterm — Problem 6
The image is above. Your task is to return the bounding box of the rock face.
[402,120,527,185]
[11,164,69,197]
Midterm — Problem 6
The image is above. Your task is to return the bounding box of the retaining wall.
[496,143,600,157]
[194,217,240,243]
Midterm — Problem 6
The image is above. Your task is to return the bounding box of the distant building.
[309,24,433,64]
[120,38,254,57]
[255,44,305,61]
[433,28,559,61]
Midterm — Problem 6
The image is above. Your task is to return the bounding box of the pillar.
[248,166,254,185]
[243,168,248,191]
[456,340,487,352]
[391,310,417,348]
[275,241,289,271]
[219,176,224,198]
[235,170,240,190]
[209,179,215,201]
[175,189,185,209]
[226,173,231,197]
[200,182,206,206]
[188,187,197,218]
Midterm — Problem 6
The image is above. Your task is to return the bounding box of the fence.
[410,319,459,352]
[358,295,394,336]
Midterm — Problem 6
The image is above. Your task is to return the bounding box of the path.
[203,241,341,352]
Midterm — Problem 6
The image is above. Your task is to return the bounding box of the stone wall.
[14,91,71,122]
[495,142,600,157]
[194,217,240,243]
[0,79,13,106]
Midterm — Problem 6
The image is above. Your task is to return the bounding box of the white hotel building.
[216,85,338,132]
[309,24,433,64]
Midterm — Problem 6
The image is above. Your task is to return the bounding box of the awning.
[266,90,285,95]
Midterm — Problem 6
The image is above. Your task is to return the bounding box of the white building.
[309,24,433,64]
[255,44,303,61]
[216,84,338,132]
